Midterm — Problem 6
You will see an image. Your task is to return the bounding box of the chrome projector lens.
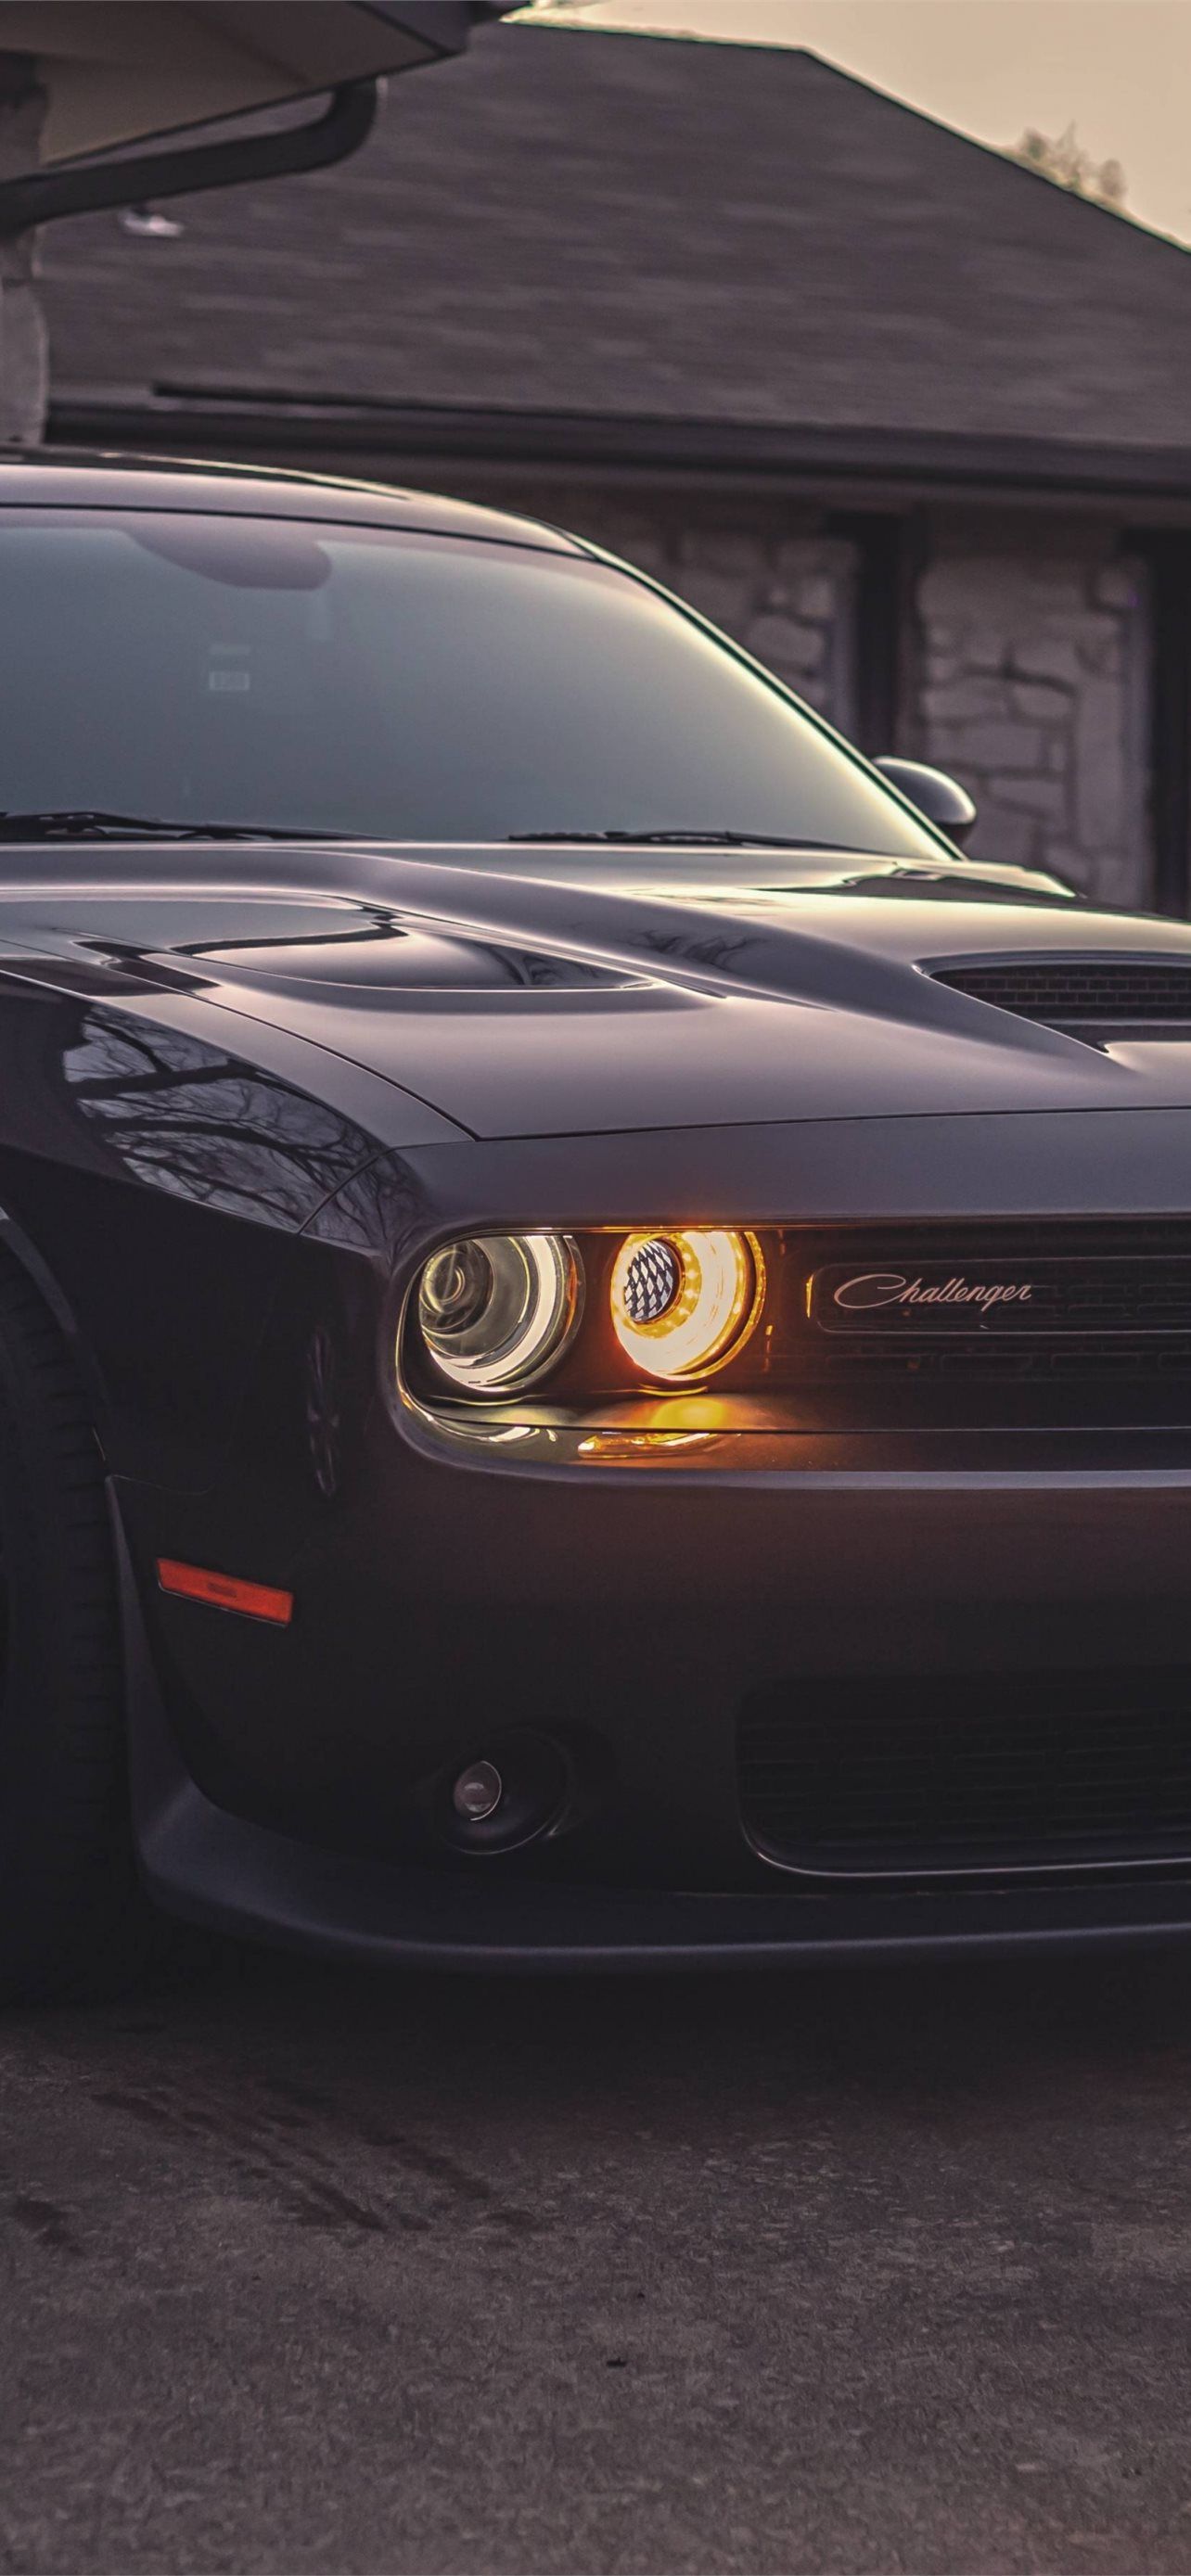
[416,1231,579,1394]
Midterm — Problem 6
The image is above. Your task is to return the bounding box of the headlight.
[609,1229,763,1379]
[416,1231,579,1394]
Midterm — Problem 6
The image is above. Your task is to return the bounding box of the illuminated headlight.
[610,1229,763,1379]
[416,1231,579,1394]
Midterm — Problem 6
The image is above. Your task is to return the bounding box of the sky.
[523,1,1191,246]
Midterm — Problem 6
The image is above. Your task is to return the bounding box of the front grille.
[739,1674,1191,1879]
[763,1222,1191,1429]
[932,956,1191,1035]
[810,1255,1191,1338]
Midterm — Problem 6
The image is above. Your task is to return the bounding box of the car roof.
[0,447,583,552]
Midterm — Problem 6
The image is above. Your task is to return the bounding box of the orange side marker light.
[157,1558,294,1626]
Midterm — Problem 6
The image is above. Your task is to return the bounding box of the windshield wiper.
[506,828,855,850]
[0,810,339,842]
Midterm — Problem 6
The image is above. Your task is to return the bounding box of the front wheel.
[0,1256,151,2002]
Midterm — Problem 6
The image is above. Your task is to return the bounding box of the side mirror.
[874,757,978,849]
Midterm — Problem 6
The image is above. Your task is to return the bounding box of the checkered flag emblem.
[622,1238,681,1325]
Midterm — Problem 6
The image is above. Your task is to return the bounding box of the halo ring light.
[609,1229,762,1380]
[417,1231,578,1394]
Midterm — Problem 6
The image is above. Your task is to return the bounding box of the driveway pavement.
[4,1943,1191,2573]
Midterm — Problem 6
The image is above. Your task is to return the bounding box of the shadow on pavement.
[70,1926,1191,2123]
[9,1933,1191,2575]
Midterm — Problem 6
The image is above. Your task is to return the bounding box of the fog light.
[434,1731,570,1855]
[453,1760,504,1822]
[610,1229,762,1379]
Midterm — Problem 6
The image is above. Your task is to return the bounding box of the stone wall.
[518,489,860,738]
[914,517,1151,903]
[0,59,48,445]
[415,472,1155,906]
[672,525,857,738]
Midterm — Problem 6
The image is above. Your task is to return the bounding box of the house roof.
[38,22,1191,464]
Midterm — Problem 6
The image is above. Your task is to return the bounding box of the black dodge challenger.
[4,450,1191,1998]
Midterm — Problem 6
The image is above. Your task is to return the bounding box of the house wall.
[531,487,859,738]
[916,514,1152,905]
[490,481,1155,909]
[0,63,49,443]
[111,440,1158,908]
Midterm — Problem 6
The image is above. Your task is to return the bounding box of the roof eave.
[45,390,1191,516]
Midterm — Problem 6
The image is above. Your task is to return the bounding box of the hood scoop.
[931,956,1191,1043]
[192,925,644,999]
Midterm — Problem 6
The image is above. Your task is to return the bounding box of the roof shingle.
[39,23,1191,454]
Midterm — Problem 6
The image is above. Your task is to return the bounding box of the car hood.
[7,839,1191,1138]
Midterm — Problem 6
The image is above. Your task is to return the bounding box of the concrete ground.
[4,1942,1191,2575]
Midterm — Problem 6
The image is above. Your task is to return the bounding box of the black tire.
[0,1255,152,2002]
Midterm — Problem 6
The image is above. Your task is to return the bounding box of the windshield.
[0,508,942,857]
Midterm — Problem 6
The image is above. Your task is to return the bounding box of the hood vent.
[932,957,1191,1039]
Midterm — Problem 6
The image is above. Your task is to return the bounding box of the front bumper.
[132,1791,1191,1970]
[114,1106,1191,1967]
[118,1442,1191,1967]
